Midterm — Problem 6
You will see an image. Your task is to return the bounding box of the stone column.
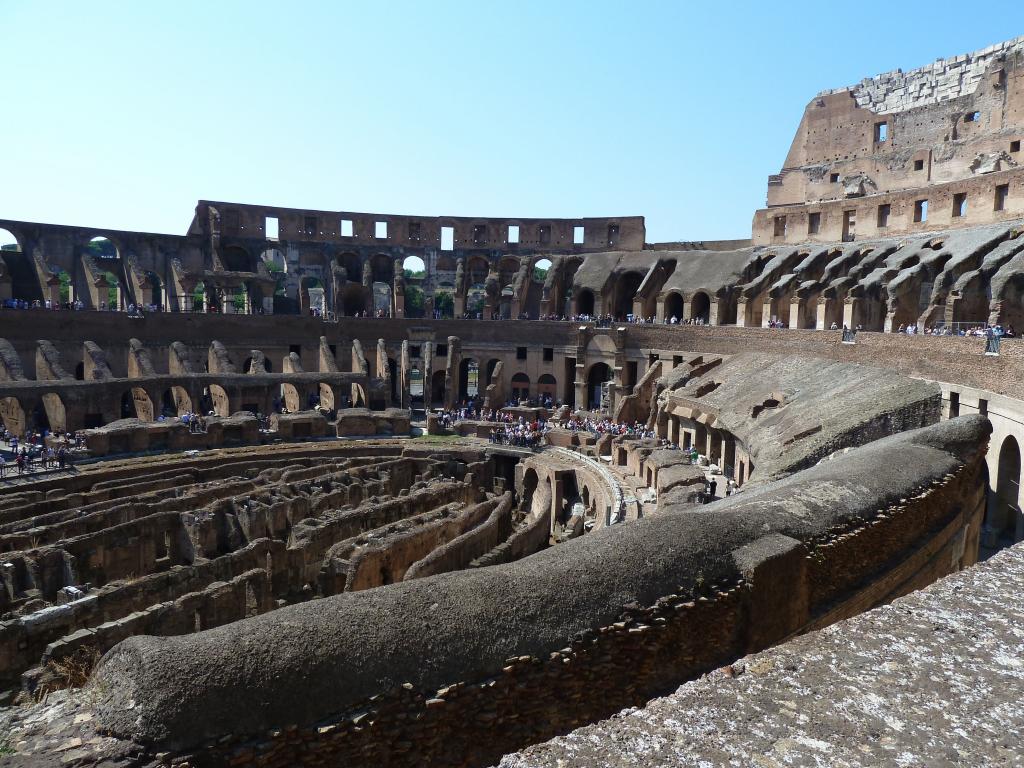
[735,299,747,327]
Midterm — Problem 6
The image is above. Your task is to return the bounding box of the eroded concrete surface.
[501,543,1024,767]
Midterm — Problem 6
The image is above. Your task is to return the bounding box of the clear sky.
[1,1,1020,243]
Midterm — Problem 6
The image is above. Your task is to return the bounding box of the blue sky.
[0,1,1020,242]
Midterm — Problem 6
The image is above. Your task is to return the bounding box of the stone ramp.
[500,543,1024,767]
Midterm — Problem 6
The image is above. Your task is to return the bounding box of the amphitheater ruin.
[1,35,1024,767]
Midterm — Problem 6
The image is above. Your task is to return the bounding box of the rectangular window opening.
[807,212,821,234]
[995,184,1010,212]
[516,346,527,360]
[440,226,454,251]
[1012,140,1021,153]
[953,192,968,218]
[573,225,585,245]
[265,216,279,240]
[914,159,925,171]
[508,225,520,244]
[375,221,388,239]
[979,398,988,416]
[340,219,353,237]
[964,111,981,123]
[829,173,840,183]
[543,347,553,362]
[914,199,929,223]
[436,343,448,358]
[949,391,960,418]
[877,204,891,229]
[773,215,787,238]
[874,121,888,142]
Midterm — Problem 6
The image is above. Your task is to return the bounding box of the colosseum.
[1,35,1024,768]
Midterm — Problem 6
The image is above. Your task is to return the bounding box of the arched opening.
[402,255,426,279]
[664,292,684,322]
[459,358,480,401]
[468,256,490,287]
[162,387,192,417]
[74,362,85,381]
[614,272,644,319]
[337,253,362,282]
[371,254,393,284]
[318,383,336,413]
[221,246,253,273]
[537,373,557,402]
[577,289,595,317]
[206,385,230,417]
[430,370,446,407]
[0,397,26,436]
[996,436,1022,544]
[690,291,711,323]
[498,257,520,288]
[533,258,552,282]
[0,228,21,253]
[280,383,300,413]
[466,286,486,318]
[0,228,36,305]
[300,276,324,315]
[586,363,612,410]
[121,388,154,421]
[511,373,531,402]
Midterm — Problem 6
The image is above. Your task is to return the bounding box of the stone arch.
[577,288,595,316]
[467,256,490,287]
[161,387,192,417]
[690,291,711,323]
[318,383,336,412]
[586,362,612,410]
[370,254,393,284]
[537,373,557,400]
[402,255,426,276]
[614,271,644,319]
[511,372,531,402]
[995,435,1022,544]
[664,291,684,321]
[533,258,552,282]
[120,388,154,421]
[498,257,520,288]
[206,385,230,417]
[280,383,301,413]
[221,245,254,273]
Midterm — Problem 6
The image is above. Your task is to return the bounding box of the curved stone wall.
[70,417,986,765]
